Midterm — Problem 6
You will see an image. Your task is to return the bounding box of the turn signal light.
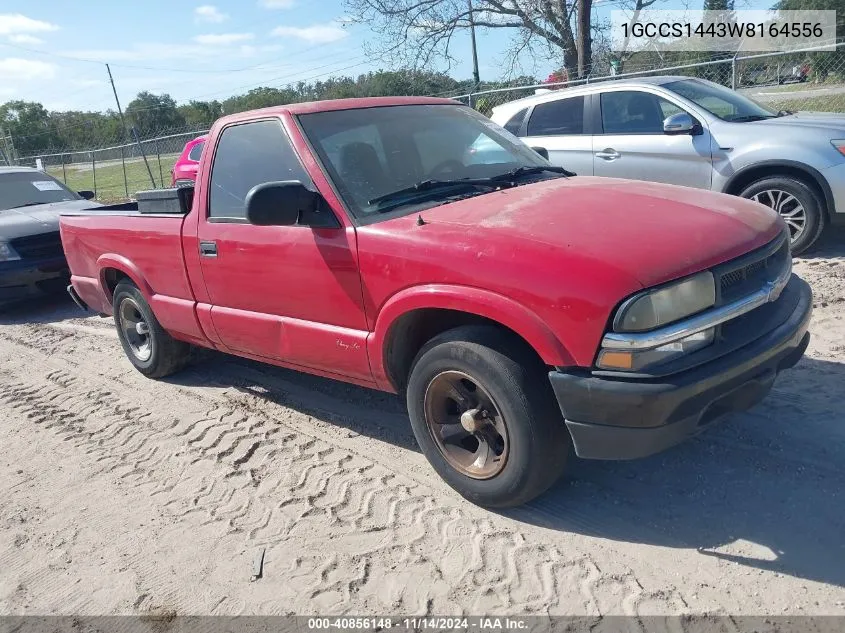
[597,350,633,370]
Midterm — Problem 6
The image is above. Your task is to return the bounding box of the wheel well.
[102,268,130,301]
[724,164,831,219]
[384,308,545,392]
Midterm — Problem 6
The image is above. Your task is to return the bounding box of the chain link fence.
[16,129,208,201]
[453,42,845,117]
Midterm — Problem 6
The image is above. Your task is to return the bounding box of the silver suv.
[490,76,845,253]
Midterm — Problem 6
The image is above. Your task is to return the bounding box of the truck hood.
[420,176,783,288]
[0,199,101,240]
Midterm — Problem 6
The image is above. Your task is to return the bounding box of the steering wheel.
[427,159,465,179]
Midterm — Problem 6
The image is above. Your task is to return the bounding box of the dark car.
[0,167,100,307]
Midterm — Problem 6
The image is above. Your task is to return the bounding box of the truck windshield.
[664,78,778,122]
[0,171,79,211]
[297,104,554,221]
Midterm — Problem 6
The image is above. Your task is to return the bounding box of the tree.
[6,67,509,157]
[221,87,299,114]
[604,0,665,75]
[125,92,186,137]
[344,0,589,79]
[177,100,223,128]
[0,101,61,155]
[49,110,123,150]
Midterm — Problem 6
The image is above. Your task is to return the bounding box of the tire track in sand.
[0,322,689,616]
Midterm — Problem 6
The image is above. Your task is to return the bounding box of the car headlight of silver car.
[0,241,21,262]
[598,271,716,371]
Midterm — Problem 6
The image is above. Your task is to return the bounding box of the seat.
[338,142,389,205]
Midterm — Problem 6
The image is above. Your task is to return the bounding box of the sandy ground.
[1,229,844,618]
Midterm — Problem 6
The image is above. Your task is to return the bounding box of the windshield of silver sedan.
[664,78,778,122]
[297,104,567,220]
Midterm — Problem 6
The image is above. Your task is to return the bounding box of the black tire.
[406,325,570,508]
[112,280,191,378]
[739,176,826,255]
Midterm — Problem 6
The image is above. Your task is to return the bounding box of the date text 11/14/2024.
[307,617,529,630]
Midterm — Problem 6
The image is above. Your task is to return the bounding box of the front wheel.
[739,176,826,255]
[406,326,570,508]
[112,280,191,378]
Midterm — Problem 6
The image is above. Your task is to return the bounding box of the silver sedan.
[490,76,845,253]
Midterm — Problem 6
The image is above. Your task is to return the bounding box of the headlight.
[598,271,716,371]
[613,271,715,332]
[0,242,20,262]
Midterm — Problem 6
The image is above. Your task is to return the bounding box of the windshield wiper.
[730,114,776,122]
[368,166,575,208]
[9,202,42,209]
[368,178,509,206]
[490,165,575,181]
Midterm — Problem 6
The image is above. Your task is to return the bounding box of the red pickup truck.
[59,96,812,507]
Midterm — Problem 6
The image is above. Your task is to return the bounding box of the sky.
[0,0,554,113]
[0,0,770,113]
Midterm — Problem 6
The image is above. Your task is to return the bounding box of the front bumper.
[0,256,69,306]
[549,275,813,460]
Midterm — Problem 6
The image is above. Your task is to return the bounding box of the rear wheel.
[112,280,191,378]
[739,176,826,255]
[406,325,570,508]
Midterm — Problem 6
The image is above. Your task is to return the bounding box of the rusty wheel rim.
[423,370,509,479]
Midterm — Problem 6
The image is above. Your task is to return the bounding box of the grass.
[48,154,180,202]
[768,94,845,112]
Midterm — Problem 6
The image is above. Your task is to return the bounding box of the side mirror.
[531,146,549,160]
[78,190,95,200]
[663,113,698,135]
[245,181,321,227]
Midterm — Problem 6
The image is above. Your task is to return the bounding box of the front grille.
[10,231,64,261]
[716,235,790,304]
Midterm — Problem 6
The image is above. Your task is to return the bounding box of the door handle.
[595,149,621,160]
[199,241,218,257]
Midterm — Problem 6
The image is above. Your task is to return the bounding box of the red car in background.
[170,135,207,187]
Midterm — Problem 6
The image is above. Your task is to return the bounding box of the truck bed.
[59,212,193,318]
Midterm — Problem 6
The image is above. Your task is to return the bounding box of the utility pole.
[106,63,157,189]
[576,0,593,79]
[467,0,480,90]
[106,64,128,139]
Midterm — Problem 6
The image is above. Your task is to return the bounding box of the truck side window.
[208,119,311,220]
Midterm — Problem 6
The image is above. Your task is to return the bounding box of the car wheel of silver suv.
[740,176,825,255]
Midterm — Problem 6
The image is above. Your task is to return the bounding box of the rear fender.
[95,253,206,345]
[96,254,154,302]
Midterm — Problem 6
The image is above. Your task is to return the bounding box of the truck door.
[194,118,372,382]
